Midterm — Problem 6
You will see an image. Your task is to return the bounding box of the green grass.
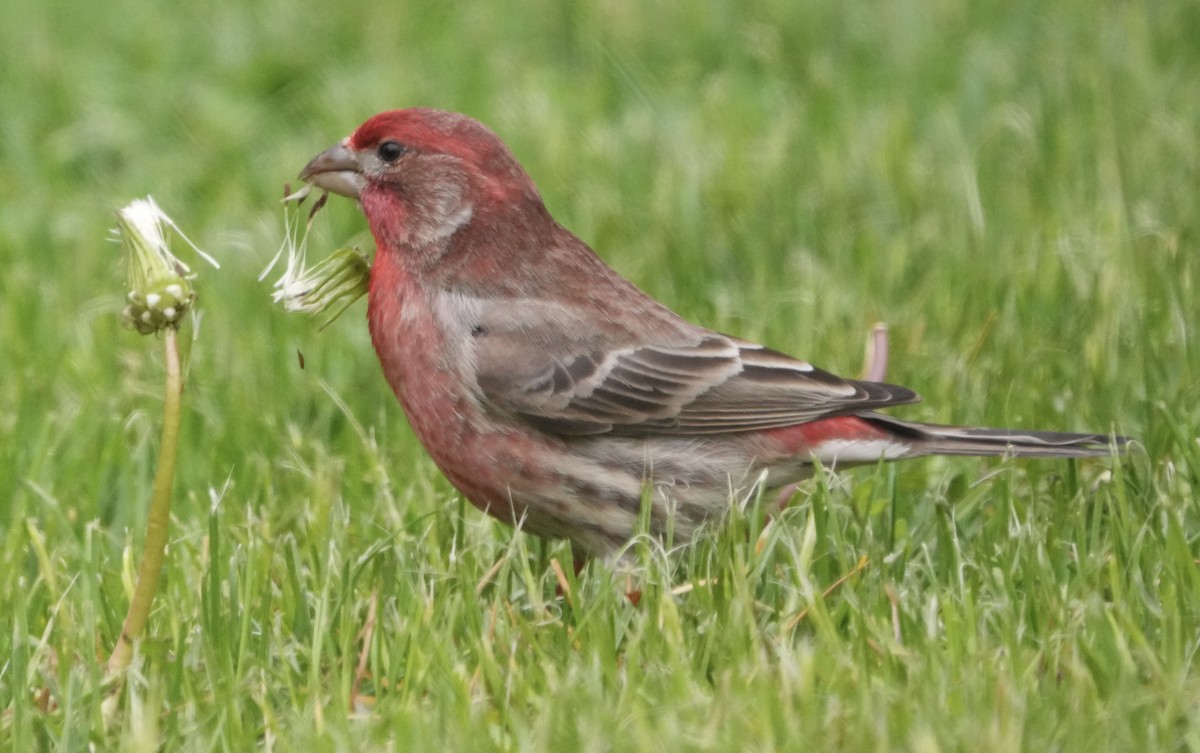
[2,0,1198,750]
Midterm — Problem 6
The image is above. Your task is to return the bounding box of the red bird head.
[299,109,543,254]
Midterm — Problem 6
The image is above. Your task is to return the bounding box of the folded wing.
[477,330,920,437]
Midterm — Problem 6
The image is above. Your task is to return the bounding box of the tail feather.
[862,414,1129,459]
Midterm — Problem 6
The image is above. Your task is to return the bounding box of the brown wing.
[476,331,920,437]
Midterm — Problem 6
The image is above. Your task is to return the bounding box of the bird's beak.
[298,140,367,199]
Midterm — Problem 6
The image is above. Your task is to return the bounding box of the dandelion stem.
[106,325,183,677]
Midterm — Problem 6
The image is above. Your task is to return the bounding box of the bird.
[297,108,1127,558]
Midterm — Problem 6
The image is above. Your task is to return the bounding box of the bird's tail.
[862,413,1130,459]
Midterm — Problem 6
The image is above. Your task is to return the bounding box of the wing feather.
[476,326,919,437]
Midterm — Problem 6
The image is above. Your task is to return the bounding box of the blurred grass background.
[1,0,1197,750]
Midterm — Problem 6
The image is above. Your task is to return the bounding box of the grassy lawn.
[2,0,1198,750]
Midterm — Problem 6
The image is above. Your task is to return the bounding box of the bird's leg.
[565,544,642,605]
[773,482,801,512]
[571,544,589,578]
[549,544,589,601]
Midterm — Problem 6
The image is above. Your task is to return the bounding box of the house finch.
[298,108,1127,557]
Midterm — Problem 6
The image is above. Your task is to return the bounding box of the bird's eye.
[377,141,407,163]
